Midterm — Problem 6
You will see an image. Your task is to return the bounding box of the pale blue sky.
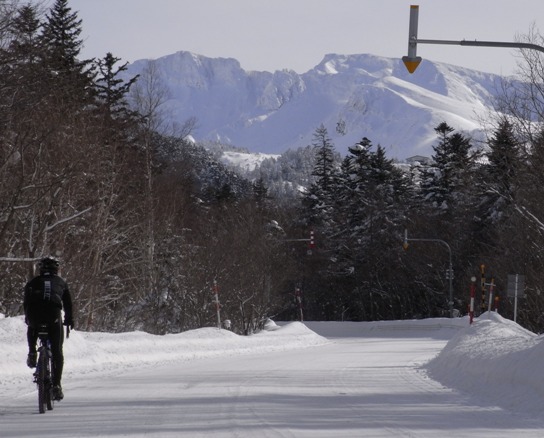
[65,0,543,76]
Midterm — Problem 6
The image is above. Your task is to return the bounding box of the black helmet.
[39,256,60,274]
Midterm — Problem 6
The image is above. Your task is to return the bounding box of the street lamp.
[404,229,454,318]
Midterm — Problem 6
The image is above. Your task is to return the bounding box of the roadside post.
[469,276,476,325]
[486,278,495,314]
[213,279,221,329]
[507,274,525,323]
[295,287,303,322]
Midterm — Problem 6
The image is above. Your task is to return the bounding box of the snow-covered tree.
[420,122,478,213]
[477,119,521,228]
[301,125,340,229]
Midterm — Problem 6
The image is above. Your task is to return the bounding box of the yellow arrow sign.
[402,56,422,74]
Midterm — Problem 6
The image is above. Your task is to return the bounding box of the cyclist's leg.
[49,319,64,387]
[26,327,38,367]
[27,326,38,353]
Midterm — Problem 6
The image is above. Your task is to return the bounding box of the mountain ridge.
[126,51,505,159]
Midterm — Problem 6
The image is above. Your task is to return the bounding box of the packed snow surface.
[2,313,544,436]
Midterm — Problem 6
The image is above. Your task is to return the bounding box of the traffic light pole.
[404,229,454,318]
[402,5,544,73]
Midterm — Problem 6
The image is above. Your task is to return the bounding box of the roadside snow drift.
[2,312,544,418]
[0,316,328,396]
[425,312,544,415]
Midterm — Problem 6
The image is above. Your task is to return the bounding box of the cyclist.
[24,256,74,401]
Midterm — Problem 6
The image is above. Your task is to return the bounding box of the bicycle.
[33,324,55,414]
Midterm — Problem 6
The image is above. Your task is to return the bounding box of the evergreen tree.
[40,0,95,105]
[95,52,139,120]
[368,145,412,222]
[334,139,410,246]
[412,123,481,317]
[93,51,140,146]
[41,0,85,72]
[329,140,415,319]
[252,177,269,209]
[336,137,373,243]
[310,124,336,193]
[8,5,42,63]
[301,125,339,228]
[0,4,43,132]
[467,119,523,321]
[477,119,521,228]
[420,122,476,213]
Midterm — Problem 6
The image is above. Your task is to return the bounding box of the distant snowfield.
[219,150,279,171]
[2,313,544,437]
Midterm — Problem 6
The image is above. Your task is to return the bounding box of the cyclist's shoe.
[26,353,37,368]
[53,385,64,401]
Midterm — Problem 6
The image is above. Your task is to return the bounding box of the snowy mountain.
[126,51,505,159]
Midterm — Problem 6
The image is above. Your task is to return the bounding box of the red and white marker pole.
[308,230,315,254]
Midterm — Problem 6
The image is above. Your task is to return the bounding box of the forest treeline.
[3,0,544,334]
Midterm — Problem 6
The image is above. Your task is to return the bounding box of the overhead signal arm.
[402,5,544,74]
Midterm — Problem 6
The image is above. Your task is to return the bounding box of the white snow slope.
[1,313,544,437]
[125,51,505,159]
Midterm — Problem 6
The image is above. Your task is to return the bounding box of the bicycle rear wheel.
[37,353,47,414]
[37,351,54,413]
[45,355,54,411]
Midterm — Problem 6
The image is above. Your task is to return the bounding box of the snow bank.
[308,315,544,416]
[426,312,544,415]
[0,315,328,397]
[3,311,544,417]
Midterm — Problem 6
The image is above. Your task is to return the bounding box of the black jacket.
[24,273,73,327]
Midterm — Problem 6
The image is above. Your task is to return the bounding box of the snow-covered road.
[2,318,544,437]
